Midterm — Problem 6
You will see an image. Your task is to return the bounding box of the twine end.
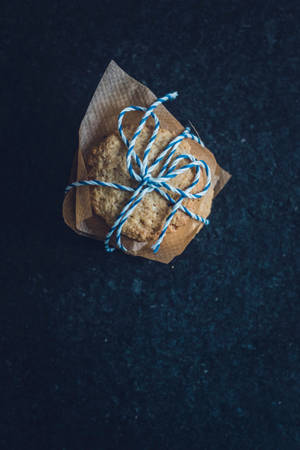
[169,91,178,100]
[151,243,160,254]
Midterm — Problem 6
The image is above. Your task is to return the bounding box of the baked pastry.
[87,125,213,242]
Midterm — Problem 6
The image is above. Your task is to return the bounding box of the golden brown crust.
[87,125,210,242]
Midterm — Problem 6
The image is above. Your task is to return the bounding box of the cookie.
[87,125,210,242]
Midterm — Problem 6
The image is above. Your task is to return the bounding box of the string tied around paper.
[65,92,211,254]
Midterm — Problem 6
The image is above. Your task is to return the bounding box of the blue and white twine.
[65,92,211,254]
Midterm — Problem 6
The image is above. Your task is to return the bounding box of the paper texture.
[63,60,231,263]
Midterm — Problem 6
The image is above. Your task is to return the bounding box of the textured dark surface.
[1,0,299,449]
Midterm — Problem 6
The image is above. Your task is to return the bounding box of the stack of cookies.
[87,125,214,245]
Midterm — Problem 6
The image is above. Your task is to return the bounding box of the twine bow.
[65,92,211,253]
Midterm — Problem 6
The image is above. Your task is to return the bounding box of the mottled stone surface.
[1,0,299,449]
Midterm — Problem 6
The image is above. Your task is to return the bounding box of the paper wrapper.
[63,60,231,263]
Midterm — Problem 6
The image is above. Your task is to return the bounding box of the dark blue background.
[1,0,299,449]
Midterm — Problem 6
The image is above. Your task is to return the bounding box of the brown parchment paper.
[63,60,231,263]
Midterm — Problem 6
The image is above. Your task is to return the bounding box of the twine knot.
[65,92,211,254]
